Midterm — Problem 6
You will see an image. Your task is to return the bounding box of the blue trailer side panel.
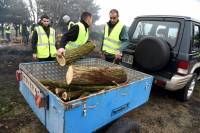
[19,81,46,125]
[65,77,153,133]
[46,93,65,133]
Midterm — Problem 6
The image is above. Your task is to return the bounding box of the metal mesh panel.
[20,61,67,81]
[19,58,150,83]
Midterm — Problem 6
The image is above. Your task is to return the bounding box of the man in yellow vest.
[102,9,129,64]
[32,14,57,61]
[57,12,93,56]
[5,23,11,42]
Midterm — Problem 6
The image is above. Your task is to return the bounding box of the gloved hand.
[57,48,65,57]
[32,53,37,60]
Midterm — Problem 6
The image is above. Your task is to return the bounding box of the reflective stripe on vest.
[5,26,11,34]
[35,26,56,58]
[68,21,75,30]
[65,22,89,50]
[102,21,124,55]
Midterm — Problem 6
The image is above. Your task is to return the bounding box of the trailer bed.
[18,58,153,133]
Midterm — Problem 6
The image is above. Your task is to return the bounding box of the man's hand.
[115,50,122,59]
[57,48,65,57]
[32,53,37,60]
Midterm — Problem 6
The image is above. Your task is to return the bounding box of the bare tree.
[28,0,36,22]
[35,0,100,28]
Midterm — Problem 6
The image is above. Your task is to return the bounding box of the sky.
[94,0,200,26]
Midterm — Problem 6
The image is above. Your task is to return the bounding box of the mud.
[0,44,199,133]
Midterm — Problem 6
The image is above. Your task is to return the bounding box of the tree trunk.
[66,65,127,85]
[40,79,116,92]
[62,91,83,101]
[55,88,66,96]
[40,80,69,88]
[56,41,95,66]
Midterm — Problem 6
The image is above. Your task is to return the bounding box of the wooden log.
[44,85,55,92]
[40,79,116,92]
[66,65,127,85]
[56,41,95,66]
[55,88,66,96]
[40,80,69,88]
[69,85,115,92]
[62,91,83,101]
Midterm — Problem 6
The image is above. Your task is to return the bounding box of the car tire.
[105,117,140,133]
[134,37,170,71]
[178,73,197,102]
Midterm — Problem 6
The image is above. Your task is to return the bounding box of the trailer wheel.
[105,117,140,133]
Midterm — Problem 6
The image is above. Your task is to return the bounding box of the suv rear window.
[132,21,180,47]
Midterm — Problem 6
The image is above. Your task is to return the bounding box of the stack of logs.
[40,41,127,102]
[40,65,127,102]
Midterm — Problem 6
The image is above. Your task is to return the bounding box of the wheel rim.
[187,78,196,99]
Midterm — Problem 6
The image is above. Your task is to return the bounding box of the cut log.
[40,79,116,92]
[44,86,50,90]
[69,85,115,92]
[56,41,95,66]
[44,85,55,92]
[62,91,82,101]
[40,80,69,88]
[55,88,66,96]
[66,65,127,85]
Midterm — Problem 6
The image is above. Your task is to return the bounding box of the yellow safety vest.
[65,22,89,50]
[68,21,75,30]
[5,26,11,34]
[35,26,56,58]
[19,25,22,33]
[102,21,124,55]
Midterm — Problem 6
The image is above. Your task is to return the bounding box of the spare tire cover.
[135,37,170,71]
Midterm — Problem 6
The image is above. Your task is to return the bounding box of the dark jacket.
[60,20,89,48]
[21,24,29,36]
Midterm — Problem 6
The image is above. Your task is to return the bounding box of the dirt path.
[0,44,199,133]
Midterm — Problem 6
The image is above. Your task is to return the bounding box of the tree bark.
[66,65,127,85]
[56,41,95,66]
[40,80,69,88]
[62,91,83,101]
[40,79,116,92]
[55,88,66,96]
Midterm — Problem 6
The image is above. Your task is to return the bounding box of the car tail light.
[177,60,189,75]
